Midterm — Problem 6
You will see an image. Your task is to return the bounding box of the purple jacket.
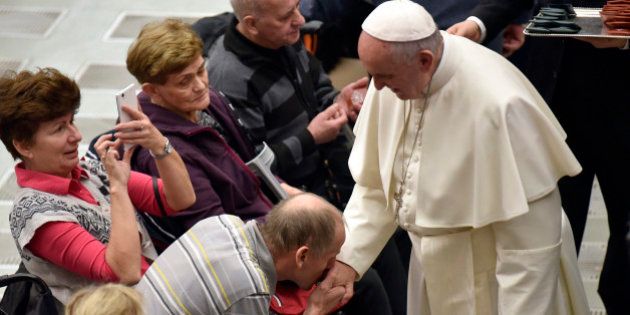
[131,88,272,244]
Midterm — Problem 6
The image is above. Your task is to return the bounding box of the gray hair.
[388,29,443,65]
[260,193,343,257]
[230,0,261,21]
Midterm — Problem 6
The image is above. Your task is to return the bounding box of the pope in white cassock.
[320,0,591,314]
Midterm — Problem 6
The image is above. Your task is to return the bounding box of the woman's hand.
[94,134,134,188]
[113,105,195,211]
[94,133,142,284]
[114,105,166,155]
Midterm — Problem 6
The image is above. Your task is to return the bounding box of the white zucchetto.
[362,0,437,42]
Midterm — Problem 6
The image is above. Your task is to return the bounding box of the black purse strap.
[152,176,168,217]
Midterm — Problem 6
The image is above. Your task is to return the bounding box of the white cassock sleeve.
[336,86,399,278]
[337,185,399,278]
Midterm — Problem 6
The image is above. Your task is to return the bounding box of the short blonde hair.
[65,284,144,315]
[126,18,203,84]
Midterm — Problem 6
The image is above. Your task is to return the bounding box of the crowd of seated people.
[124,18,288,249]
[0,15,394,315]
[122,17,392,315]
[0,67,195,310]
[202,0,407,311]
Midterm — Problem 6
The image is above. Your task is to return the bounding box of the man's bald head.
[230,0,260,21]
[261,193,343,257]
[230,0,305,49]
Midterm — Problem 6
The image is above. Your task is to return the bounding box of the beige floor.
[0,1,608,313]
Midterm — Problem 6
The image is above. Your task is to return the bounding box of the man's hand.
[304,282,346,315]
[447,20,482,43]
[307,103,347,144]
[319,261,358,306]
[337,76,369,122]
[576,37,628,49]
[502,24,526,57]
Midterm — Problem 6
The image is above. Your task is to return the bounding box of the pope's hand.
[337,76,369,121]
[320,261,358,306]
[304,281,345,315]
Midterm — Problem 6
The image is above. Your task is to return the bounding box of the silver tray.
[524,7,630,39]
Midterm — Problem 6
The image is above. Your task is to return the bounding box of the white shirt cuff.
[466,16,487,43]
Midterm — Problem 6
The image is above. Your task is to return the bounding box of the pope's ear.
[295,246,309,268]
[417,50,435,71]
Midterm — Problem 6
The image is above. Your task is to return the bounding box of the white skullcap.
[362,0,437,42]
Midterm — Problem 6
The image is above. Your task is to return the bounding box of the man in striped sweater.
[136,193,346,315]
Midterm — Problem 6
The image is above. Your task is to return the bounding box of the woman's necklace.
[394,80,432,214]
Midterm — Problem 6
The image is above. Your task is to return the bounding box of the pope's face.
[358,33,430,100]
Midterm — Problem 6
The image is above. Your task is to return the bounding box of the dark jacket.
[131,89,272,247]
[518,2,630,313]
[206,18,339,187]
[370,0,533,46]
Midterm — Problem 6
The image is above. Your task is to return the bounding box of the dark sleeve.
[225,95,318,175]
[299,0,364,22]
[306,50,339,111]
[210,45,319,173]
[470,0,534,44]
[132,140,227,229]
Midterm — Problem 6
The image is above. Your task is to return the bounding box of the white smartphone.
[115,83,139,124]
[115,83,139,151]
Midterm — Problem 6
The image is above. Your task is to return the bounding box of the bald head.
[231,0,304,49]
[261,193,343,257]
[230,0,260,21]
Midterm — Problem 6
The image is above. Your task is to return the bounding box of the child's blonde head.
[65,284,143,315]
